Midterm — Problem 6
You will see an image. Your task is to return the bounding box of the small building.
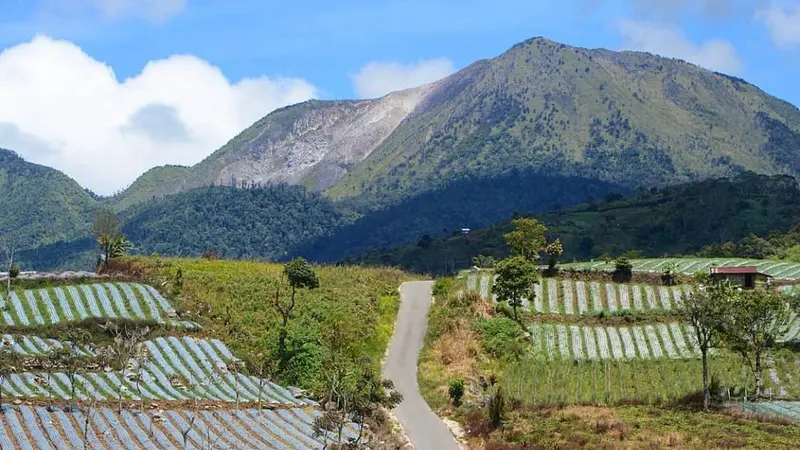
[460,228,471,235]
[710,266,772,289]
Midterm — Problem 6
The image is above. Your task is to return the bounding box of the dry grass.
[430,318,481,376]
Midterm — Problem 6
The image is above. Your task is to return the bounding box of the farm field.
[0,274,372,448]
[733,401,800,423]
[0,282,198,329]
[0,404,355,449]
[503,349,800,406]
[0,334,302,404]
[467,273,688,314]
[561,258,800,280]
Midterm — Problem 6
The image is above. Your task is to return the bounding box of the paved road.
[383,281,461,450]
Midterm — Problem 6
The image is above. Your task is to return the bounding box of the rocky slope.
[115,84,437,207]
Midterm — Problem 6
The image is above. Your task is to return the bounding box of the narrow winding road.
[383,281,461,450]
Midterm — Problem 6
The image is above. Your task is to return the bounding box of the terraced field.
[0,404,355,449]
[467,273,688,313]
[0,282,198,329]
[530,323,701,361]
[0,280,368,448]
[561,258,800,280]
[1,334,302,404]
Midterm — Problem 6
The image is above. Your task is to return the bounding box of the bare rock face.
[214,83,437,191]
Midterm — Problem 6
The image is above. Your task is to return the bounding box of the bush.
[478,317,522,357]
[613,256,633,282]
[449,379,465,406]
[487,387,505,429]
[433,278,455,298]
[494,301,515,319]
[472,255,497,269]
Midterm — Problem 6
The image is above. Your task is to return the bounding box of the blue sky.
[1,0,799,193]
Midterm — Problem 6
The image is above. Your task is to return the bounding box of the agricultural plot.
[734,402,800,423]
[0,335,304,405]
[562,258,800,280]
[0,283,199,329]
[0,405,358,449]
[468,275,688,315]
[530,323,701,361]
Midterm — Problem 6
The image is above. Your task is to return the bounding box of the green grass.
[110,256,414,391]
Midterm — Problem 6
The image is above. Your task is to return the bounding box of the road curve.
[383,281,461,450]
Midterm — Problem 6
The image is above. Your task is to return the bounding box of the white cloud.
[757,2,800,48]
[352,58,456,99]
[618,20,744,74]
[0,35,316,195]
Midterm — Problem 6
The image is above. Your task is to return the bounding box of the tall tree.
[1,242,16,293]
[274,257,319,369]
[493,255,537,321]
[92,208,121,272]
[722,289,792,398]
[503,218,548,262]
[679,277,736,409]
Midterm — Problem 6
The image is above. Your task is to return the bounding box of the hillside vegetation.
[0,149,98,249]
[108,256,412,391]
[349,173,800,274]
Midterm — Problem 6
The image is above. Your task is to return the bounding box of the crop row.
[0,405,356,449]
[561,258,800,280]
[1,336,303,405]
[530,323,702,361]
[468,274,688,314]
[0,283,198,329]
[734,401,800,423]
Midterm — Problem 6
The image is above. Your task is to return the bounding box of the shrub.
[433,278,455,298]
[661,262,678,286]
[494,301,515,319]
[472,255,497,269]
[487,387,505,429]
[8,264,20,279]
[613,256,633,282]
[449,379,465,406]
[478,317,522,357]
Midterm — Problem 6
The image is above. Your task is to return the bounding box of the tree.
[493,256,537,321]
[679,278,736,409]
[107,235,133,259]
[2,243,16,293]
[544,239,564,271]
[52,329,94,410]
[274,258,319,369]
[92,208,121,272]
[0,341,21,409]
[102,321,150,412]
[503,218,547,262]
[721,289,792,398]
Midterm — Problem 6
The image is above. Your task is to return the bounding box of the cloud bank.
[0,35,316,194]
[758,2,800,48]
[618,20,743,74]
[352,58,456,99]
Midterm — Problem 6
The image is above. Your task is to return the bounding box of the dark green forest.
[347,173,800,274]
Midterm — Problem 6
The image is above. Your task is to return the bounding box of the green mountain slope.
[328,38,800,206]
[0,148,99,248]
[347,173,800,274]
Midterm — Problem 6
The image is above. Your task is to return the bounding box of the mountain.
[115,37,800,212]
[0,148,99,249]
[114,86,436,208]
[346,173,800,275]
[8,36,800,270]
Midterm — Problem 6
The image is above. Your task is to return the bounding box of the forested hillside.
[0,148,98,248]
[348,173,800,274]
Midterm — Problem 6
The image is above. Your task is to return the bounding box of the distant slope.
[113,86,435,208]
[328,38,800,206]
[347,173,800,274]
[0,148,99,248]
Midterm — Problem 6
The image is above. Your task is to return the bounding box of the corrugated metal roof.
[710,266,771,276]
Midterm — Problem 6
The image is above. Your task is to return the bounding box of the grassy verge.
[419,276,800,449]
[107,256,414,391]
